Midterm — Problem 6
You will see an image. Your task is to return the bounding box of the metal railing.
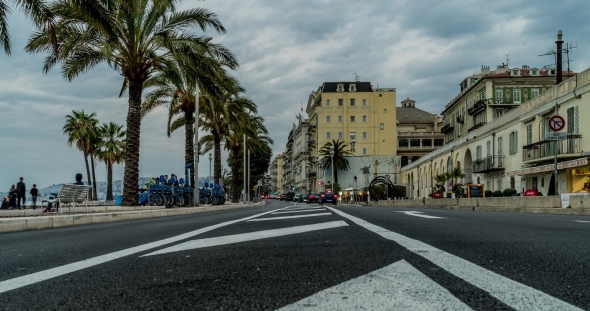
[467,100,487,115]
[473,155,505,173]
[522,135,582,162]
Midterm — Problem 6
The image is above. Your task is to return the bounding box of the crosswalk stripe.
[272,209,326,214]
[142,221,349,256]
[325,206,583,311]
[278,259,472,311]
[286,206,324,211]
[247,213,332,222]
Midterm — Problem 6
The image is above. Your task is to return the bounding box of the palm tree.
[0,0,52,55]
[63,110,98,197]
[319,139,351,185]
[434,173,447,194]
[96,122,126,201]
[27,0,229,206]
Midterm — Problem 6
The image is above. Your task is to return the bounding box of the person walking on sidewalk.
[30,184,38,210]
[16,177,26,209]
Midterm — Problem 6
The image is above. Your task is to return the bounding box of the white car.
[293,194,301,202]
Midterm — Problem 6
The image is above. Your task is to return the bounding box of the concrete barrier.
[0,218,27,233]
[73,215,93,226]
[26,217,53,230]
[53,216,74,228]
[570,195,590,209]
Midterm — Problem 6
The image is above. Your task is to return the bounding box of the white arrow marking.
[247,213,332,222]
[396,211,445,219]
[278,259,471,311]
[326,206,583,311]
[142,221,348,256]
[573,220,590,223]
[272,209,326,214]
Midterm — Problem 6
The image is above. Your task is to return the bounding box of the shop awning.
[506,158,588,176]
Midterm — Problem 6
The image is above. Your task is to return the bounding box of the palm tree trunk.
[334,166,338,184]
[122,79,143,206]
[90,155,98,200]
[106,161,113,201]
[185,110,195,188]
[230,148,241,203]
[214,134,222,185]
[84,151,92,198]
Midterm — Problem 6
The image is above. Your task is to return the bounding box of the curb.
[374,203,590,216]
[0,202,265,234]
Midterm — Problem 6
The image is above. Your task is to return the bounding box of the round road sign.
[384,174,390,180]
[548,115,565,131]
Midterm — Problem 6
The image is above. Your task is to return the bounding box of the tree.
[449,166,466,197]
[318,139,350,184]
[0,0,52,55]
[63,110,98,197]
[96,122,126,201]
[27,0,228,206]
[434,173,447,194]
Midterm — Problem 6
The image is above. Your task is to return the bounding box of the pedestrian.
[16,177,26,209]
[8,185,17,209]
[30,184,38,210]
[74,173,84,185]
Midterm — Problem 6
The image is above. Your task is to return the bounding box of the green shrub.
[493,190,503,197]
[485,190,493,197]
[503,189,514,197]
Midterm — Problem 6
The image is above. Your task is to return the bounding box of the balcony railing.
[522,135,582,162]
[308,140,316,147]
[473,155,505,173]
[467,100,487,115]
[467,122,485,132]
[398,145,437,151]
[397,131,444,137]
[441,123,454,134]
[456,115,464,123]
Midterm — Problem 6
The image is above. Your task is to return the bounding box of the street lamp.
[330,146,335,191]
[208,153,212,184]
[350,133,356,204]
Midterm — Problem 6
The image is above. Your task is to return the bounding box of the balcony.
[308,140,316,148]
[467,100,487,115]
[456,115,464,123]
[489,100,520,108]
[473,156,505,173]
[467,122,485,133]
[398,145,438,151]
[397,131,444,137]
[441,123,454,134]
[522,135,582,163]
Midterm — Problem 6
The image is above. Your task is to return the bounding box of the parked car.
[300,194,309,203]
[264,195,271,199]
[284,192,295,201]
[293,194,302,202]
[318,190,338,205]
[279,194,286,201]
[307,193,320,203]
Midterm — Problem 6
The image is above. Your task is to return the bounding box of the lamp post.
[208,153,212,184]
[350,133,356,204]
[330,146,335,191]
[193,84,200,207]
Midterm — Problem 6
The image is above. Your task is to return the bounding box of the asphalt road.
[0,200,589,310]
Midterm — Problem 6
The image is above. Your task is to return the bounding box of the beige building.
[397,98,444,167]
[269,153,284,194]
[401,66,590,199]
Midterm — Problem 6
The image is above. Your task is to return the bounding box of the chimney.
[481,65,490,75]
[556,30,564,84]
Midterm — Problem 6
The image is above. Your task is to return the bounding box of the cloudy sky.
[1,0,589,189]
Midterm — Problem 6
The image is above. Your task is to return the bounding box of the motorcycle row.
[138,175,226,208]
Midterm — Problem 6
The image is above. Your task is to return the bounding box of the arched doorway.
[463,149,473,184]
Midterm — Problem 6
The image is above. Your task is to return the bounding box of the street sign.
[548,115,565,131]
[546,132,567,140]
[384,175,390,180]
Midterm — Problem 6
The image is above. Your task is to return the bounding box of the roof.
[484,68,576,78]
[396,106,435,124]
[321,82,373,92]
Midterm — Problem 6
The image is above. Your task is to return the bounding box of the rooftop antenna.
[502,54,511,68]
[352,73,359,82]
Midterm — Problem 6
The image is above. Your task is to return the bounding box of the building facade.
[269,153,284,194]
[401,66,590,199]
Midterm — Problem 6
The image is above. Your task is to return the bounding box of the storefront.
[506,158,589,194]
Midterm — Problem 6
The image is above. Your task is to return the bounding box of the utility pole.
[193,85,200,207]
[243,134,246,204]
[247,149,251,202]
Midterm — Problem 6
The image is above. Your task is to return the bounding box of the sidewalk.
[0,202,266,234]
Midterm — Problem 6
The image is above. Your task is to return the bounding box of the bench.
[55,184,92,213]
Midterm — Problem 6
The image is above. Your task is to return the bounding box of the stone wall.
[377,197,561,209]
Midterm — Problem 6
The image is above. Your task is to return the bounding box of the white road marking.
[247,213,332,222]
[143,221,349,256]
[325,206,583,311]
[0,205,294,294]
[573,220,590,223]
[285,206,324,211]
[272,209,326,214]
[396,211,445,219]
[278,259,472,311]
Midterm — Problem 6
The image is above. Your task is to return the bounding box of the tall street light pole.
[193,85,200,207]
[243,134,246,204]
[350,133,356,204]
[330,146,335,191]
[208,153,212,184]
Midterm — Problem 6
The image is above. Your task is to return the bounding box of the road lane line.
[285,206,325,211]
[278,259,472,311]
[0,205,294,294]
[396,211,445,219]
[271,209,326,214]
[573,220,590,223]
[143,221,349,256]
[325,206,583,311]
[247,213,332,222]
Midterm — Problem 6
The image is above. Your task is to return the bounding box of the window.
[422,139,432,147]
[362,132,367,139]
[540,117,548,140]
[486,141,491,157]
[362,99,367,106]
[512,69,519,76]
[495,109,503,119]
[338,132,343,139]
[338,115,343,122]
[399,139,408,147]
[531,69,538,76]
[498,137,503,167]
[326,99,331,106]
[350,116,356,122]
[531,88,539,99]
[526,123,533,144]
[326,116,331,122]
[509,131,518,154]
[380,123,384,130]
[362,115,367,122]
[338,99,343,106]
[495,89,503,103]
[476,145,482,160]
[383,109,387,113]
[350,84,356,92]
[410,139,420,147]
[513,89,521,103]
[326,132,331,139]
[434,139,444,146]
[337,84,343,92]
[567,107,574,133]
[497,179,502,191]
[350,99,355,106]
[362,148,367,155]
